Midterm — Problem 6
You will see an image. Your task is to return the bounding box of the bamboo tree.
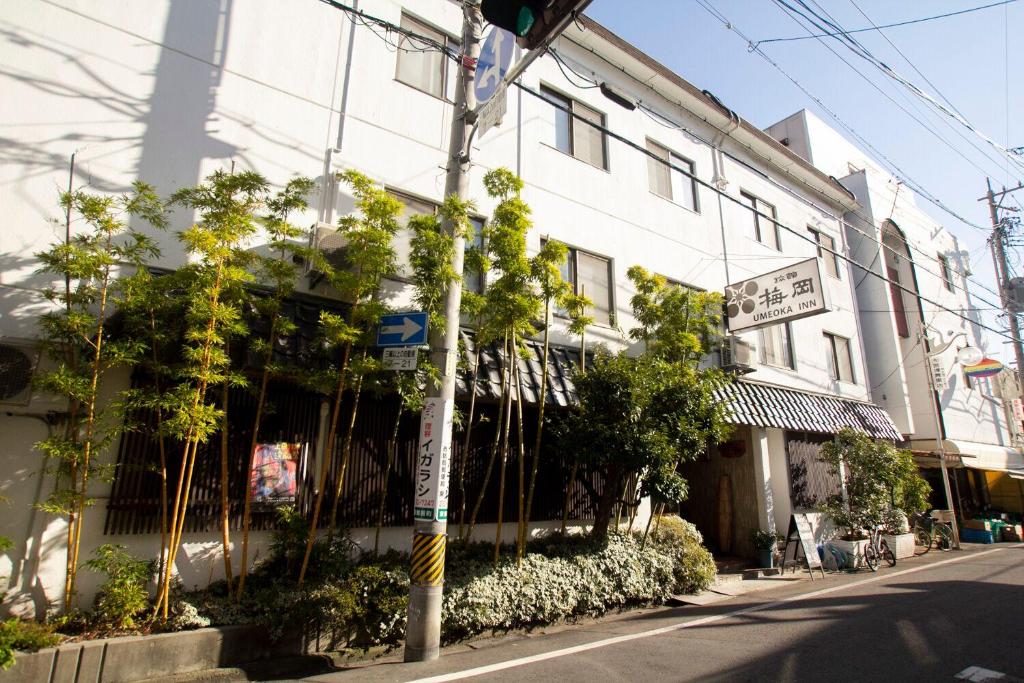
[519,239,570,556]
[236,176,315,598]
[154,170,268,620]
[466,332,507,541]
[35,184,165,612]
[559,288,593,535]
[297,171,400,586]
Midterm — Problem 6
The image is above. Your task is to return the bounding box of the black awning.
[714,380,902,441]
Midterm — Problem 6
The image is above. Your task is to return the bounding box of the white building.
[767,109,1024,520]
[1,0,901,615]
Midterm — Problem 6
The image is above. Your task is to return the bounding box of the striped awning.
[714,381,902,441]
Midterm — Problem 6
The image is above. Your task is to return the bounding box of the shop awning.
[713,380,903,441]
[907,439,1024,474]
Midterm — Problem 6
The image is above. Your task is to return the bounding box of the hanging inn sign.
[725,257,831,333]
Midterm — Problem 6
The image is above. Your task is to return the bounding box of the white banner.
[413,397,454,522]
[725,258,830,333]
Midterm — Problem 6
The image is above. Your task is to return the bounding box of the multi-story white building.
[0,1,901,614]
[767,108,1024,521]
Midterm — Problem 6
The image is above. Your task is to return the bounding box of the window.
[809,228,840,279]
[463,217,486,294]
[646,140,698,212]
[824,332,855,383]
[740,191,780,250]
[393,191,485,285]
[550,243,614,326]
[759,323,794,369]
[395,15,457,99]
[938,254,954,292]
[887,266,910,338]
[540,86,608,170]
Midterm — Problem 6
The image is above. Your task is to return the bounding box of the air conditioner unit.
[306,222,349,284]
[720,335,755,373]
[0,340,40,406]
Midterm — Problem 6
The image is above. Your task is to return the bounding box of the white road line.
[409,545,1021,683]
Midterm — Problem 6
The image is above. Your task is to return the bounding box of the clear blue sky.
[587,0,1024,361]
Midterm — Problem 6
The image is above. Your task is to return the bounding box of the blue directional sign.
[377,311,428,347]
[474,26,514,104]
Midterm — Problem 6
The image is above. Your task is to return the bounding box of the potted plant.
[750,529,781,569]
[879,448,930,559]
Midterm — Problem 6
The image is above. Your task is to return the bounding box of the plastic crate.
[960,527,994,544]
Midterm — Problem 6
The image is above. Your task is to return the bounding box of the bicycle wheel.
[880,539,896,567]
[936,525,953,551]
[914,526,932,555]
[863,543,879,571]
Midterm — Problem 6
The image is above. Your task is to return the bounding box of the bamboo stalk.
[457,340,483,541]
[467,333,509,540]
[219,380,234,592]
[493,335,515,566]
[522,297,551,553]
[513,352,526,561]
[374,404,403,555]
[328,348,367,537]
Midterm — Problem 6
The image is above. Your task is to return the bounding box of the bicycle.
[910,511,953,554]
[863,525,896,571]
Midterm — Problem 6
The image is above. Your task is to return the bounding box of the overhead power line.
[755,0,1020,46]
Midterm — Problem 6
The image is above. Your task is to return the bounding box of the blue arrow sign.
[377,311,428,347]
[474,27,514,104]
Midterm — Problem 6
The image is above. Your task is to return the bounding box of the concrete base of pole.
[404,584,443,662]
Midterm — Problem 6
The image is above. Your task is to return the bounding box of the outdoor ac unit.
[0,340,39,406]
[306,222,349,282]
[720,335,754,373]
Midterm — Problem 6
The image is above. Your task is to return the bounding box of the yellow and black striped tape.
[410,532,446,586]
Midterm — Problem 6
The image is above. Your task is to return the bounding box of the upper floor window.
[759,322,794,370]
[824,332,855,383]
[395,15,458,99]
[646,140,698,212]
[938,254,954,292]
[740,191,780,250]
[549,242,614,326]
[809,227,840,279]
[394,191,484,286]
[540,86,607,170]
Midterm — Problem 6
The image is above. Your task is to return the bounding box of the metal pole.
[921,323,961,549]
[986,178,1024,390]
[404,2,482,663]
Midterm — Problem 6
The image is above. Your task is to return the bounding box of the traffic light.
[481,0,592,51]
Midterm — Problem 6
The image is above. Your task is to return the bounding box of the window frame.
[823,331,856,384]
[394,13,458,100]
[539,84,609,171]
[646,138,699,213]
[938,253,955,292]
[544,239,616,326]
[759,322,795,370]
[808,227,841,279]
[390,188,487,287]
[740,190,780,251]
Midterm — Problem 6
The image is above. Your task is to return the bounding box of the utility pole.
[984,178,1024,389]
[403,2,482,663]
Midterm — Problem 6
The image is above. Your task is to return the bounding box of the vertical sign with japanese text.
[724,258,830,333]
[413,397,454,522]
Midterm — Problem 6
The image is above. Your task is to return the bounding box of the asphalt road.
[304,544,1024,683]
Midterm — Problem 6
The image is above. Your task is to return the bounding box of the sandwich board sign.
[724,258,830,333]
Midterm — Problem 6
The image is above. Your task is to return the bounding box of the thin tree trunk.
[641,503,656,549]
[513,356,526,561]
[328,349,368,537]
[237,312,278,598]
[149,310,170,586]
[523,298,551,551]
[219,381,234,592]
[457,341,483,541]
[374,404,403,555]
[493,336,515,566]
[560,324,586,536]
[592,464,624,540]
[467,333,509,540]
[297,341,352,586]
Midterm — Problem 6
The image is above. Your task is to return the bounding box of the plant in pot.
[750,529,781,569]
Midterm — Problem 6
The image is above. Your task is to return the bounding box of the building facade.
[1,0,901,614]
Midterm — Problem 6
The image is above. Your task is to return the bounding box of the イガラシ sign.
[413,397,454,522]
[724,258,830,333]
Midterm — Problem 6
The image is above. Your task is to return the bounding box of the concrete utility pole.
[403,2,483,663]
[984,178,1024,388]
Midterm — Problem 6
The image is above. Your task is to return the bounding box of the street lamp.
[923,329,981,550]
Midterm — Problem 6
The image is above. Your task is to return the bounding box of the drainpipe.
[711,109,741,286]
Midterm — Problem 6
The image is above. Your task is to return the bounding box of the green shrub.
[649,515,717,594]
[0,619,59,670]
[84,544,154,631]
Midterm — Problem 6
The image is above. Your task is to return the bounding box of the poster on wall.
[250,442,301,503]
[724,257,830,333]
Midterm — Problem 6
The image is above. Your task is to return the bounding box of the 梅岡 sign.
[725,258,830,333]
